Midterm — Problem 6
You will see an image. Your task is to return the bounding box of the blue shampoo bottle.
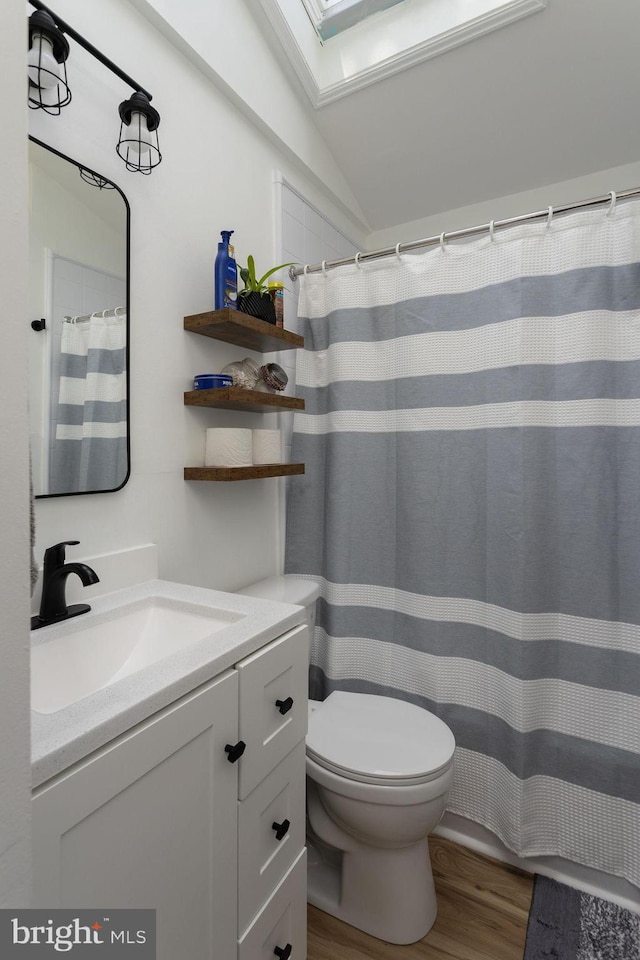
[215,230,238,310]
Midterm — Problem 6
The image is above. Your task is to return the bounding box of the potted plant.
[238,255,295,324]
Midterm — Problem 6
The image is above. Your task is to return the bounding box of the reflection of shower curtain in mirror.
[49,312,127,494]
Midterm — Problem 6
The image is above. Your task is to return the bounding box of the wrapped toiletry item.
[252,429,281,464]
[205,428,253,467]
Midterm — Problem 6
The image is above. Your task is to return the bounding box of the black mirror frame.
[29,135,131,499]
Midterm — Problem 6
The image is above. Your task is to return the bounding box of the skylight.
[254,0,547,106]
[302,0,408,40]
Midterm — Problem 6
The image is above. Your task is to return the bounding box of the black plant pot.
[238,291,276,325]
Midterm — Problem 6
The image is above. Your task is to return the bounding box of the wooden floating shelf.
[184,309,303,352]
[184,387,305,413]
[185,464,305,482]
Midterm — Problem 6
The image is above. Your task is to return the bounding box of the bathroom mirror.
[28,136,130,498]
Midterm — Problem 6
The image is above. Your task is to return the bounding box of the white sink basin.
[31,596,244,714]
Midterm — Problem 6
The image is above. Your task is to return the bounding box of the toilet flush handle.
[273,944,292,960]
[275,696,294,715]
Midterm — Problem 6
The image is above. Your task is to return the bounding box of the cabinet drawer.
[238,849,307,960]
[237,624,308,799]
[238,740,306,933]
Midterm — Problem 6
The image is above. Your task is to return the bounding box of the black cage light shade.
[28,9,71,114]
[27,1,163,175]
[117,91,161,175]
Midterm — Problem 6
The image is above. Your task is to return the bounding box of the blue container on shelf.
[214,230,238,310]
[193,374,233,390]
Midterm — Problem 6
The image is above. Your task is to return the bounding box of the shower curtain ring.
[547,206,553,229]
[321,260,327,275]
[489,220,495,241]
[303,264,310,275]
[395,242,402,260]
[608,191,617,215]
[439,232,447,252]
[355,252,362,268]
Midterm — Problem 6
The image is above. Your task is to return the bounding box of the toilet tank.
[237,575,321,633]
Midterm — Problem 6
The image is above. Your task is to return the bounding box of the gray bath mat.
[524,874,640,960]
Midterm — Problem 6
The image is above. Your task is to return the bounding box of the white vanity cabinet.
[32,623,309,960]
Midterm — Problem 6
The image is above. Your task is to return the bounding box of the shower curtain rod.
[62,306,126,323]
[289,185,640,281]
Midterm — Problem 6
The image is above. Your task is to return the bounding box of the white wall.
[0,0,31,908]
[28,0,367,601]
[367,159,640,250]
[128,0,369,232]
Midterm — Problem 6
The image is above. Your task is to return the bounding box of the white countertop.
[31,579,305,788]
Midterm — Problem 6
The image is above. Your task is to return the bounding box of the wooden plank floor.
[307,836,534,960]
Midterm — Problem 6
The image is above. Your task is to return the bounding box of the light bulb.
[28,33,60,89]
[126,111,152,161]
[117,92,161,172]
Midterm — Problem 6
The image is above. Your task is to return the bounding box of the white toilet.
[238,575,456,945]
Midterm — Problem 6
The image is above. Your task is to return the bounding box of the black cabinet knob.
[274,944,292,960]
[271,818,291,841]
[275,696,294,715]
[224,740,246,763]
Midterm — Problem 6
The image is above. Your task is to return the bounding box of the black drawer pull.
[274,944,292,960]
[275,696,294,715]
[224,741,246,763]
[271,818,290,841]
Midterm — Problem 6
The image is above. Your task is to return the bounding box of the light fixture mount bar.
[28,0,153,102]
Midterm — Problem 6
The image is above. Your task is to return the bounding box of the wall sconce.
[27,0,162,175]
[28,9,71,114]
[117,91,162,175]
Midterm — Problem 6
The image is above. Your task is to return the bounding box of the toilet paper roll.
[252,429,282,465]
[205,428,253,467]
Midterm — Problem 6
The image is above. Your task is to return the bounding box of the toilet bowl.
[237,575,456,945]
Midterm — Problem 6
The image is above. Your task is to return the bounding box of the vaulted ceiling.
[267,0,640,231]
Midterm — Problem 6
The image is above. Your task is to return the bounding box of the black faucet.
[31,540,100,630]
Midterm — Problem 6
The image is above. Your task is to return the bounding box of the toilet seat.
[306,692,455,787]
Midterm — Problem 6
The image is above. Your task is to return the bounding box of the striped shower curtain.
[285,201,640,888]
[49,312,127,494]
